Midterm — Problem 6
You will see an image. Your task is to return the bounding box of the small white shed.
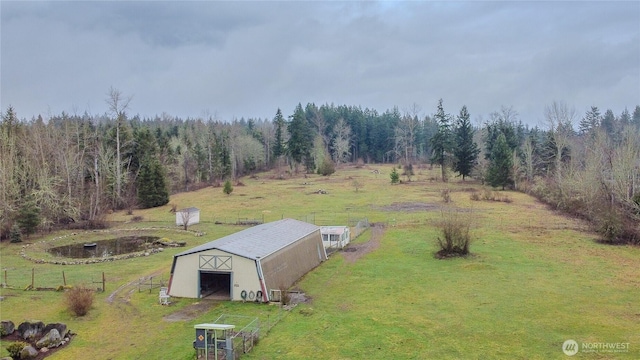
[320,226,350,249]
[176,207,200,226]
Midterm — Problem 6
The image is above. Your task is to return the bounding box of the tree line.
[1,90,639,243]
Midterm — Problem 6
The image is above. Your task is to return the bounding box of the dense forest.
[1,90,639,244]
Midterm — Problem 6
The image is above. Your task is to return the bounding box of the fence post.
[102,272,105,292]
[62,271,66,286]
[4,270,7,287]
[31,268,35,289]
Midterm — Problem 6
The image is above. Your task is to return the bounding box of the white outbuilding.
[320,226,351,250]
[176,207,200,227]
[167,218,327,302]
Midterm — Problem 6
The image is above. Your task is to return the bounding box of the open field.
[2,165,639,359]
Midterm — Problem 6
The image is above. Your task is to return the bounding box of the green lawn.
[1,165,638,359]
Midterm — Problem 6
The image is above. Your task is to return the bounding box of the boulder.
[43,322,67,338]
[0,320,15,336]
[36,329,62,348]
[17,321,45,340]
[20,345,39,359]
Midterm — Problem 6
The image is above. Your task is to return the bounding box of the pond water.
[47,235,161,259]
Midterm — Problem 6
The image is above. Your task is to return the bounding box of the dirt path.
[106,269,165,304]
[342,223,385,263]
[163,300,218,322]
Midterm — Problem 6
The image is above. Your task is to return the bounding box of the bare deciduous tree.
[106,87,132,209]
[544,101,576,183]
[332,118,352,164]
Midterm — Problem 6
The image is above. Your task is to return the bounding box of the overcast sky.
[2,1,639,126]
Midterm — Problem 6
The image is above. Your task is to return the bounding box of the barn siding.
[260,229,327,293]
[169,249,260,299]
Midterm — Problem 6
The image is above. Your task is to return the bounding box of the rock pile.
[1,320,72,359]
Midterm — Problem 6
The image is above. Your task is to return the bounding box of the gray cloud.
[2,1,638,126]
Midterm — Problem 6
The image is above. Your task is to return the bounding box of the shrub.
[65,285,95,316]
[352,180,363,193]
[390,168,400,184]
[317,158,336,176]
[599,219,620,243]
[9,225,21,243]
[131,215,144,222]
[223,180,233,196]
[470,189,511,203]
[482,188,496,201]
[402,163,414,181]
[435,211,473,258]
[6,341,28,359]
[441,188,451,203]
[279,286,291,306]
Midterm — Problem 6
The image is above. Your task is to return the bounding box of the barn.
[167,218,327,302]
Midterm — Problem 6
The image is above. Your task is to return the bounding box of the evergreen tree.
[131,127,158,174]
[9,224,22,243]
[484,117,519,160]
[486,133,513,190]
[223,180,233,195]
[579,106,601,135]
[211,131,232,180]
[619,108,631,126]
[421,115,438,163]
[16,198,40,237]
[390,167,400,184]
[287,104,314,172]
[600,109,617,137]
[632,105,640,128]
[273,109,285,159]
[430,99,453,181]
[137,157,169,208]
[453,105,479,180]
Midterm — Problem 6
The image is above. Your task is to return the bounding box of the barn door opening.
[199,271,231,300]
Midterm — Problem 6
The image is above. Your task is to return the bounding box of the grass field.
[1,165,638,359]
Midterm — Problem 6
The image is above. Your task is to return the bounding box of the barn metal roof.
[174,218,320,260]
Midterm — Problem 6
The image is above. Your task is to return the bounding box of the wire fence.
[195,312,289,360]
[2,268,106,292]
[137,274,168,293]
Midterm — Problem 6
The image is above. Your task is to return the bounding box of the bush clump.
[9,225,21,243]
[435,211,473,258]
[6,341,28,359]
[441,188,451,203]
[317,158,335,176]
[65,285,95,316]
[223,180,233,196]
[470,188,512,203]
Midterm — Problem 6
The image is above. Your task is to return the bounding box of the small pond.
[47,235,161,259]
